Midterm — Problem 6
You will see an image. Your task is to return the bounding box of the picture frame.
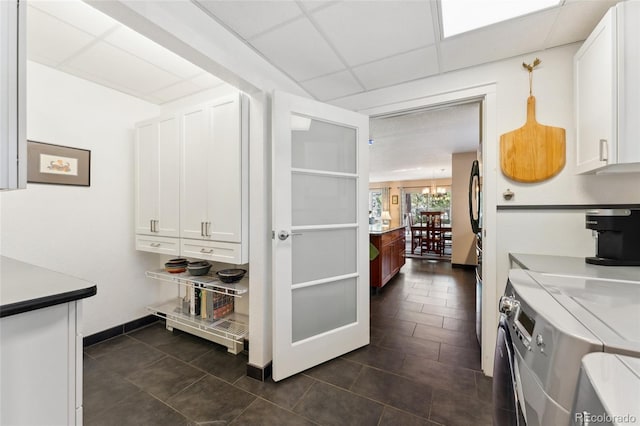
[27,141,91,186]
[391,195,398,205]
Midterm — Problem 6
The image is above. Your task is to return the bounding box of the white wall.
[334,42,640,374]
[0,61,166,336]
[452,151,478,266]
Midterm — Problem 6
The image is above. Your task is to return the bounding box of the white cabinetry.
[0,0,26,190]
[134,115,180,240]
[575,1,640,174]
[181,94,248,249]
[134,93,248,263]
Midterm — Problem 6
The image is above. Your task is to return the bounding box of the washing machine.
[493,269,640,425]
[571,353,640,426]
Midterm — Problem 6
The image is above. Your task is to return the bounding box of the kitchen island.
[0,256,97,425]
[370,225,406,291]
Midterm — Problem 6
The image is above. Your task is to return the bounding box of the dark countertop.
[509,253,640,282]
[0,256,97,318]
[369,225,406,235]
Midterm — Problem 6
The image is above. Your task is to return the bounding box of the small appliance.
[585,209,640,266]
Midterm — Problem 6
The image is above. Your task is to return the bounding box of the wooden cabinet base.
[370,227,406,290]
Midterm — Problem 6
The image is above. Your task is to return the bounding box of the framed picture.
[391,195,398,205]
[27,141,91,186]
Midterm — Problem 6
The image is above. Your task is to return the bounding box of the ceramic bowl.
[216,268,246,283]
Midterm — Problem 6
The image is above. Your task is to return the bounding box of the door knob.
[278,230,302,240]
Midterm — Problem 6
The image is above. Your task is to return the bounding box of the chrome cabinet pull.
[200,222,204,237]
[200,248,214,254]
[599,139,608,162]
[206,222,211,237]
[150,219,154,233]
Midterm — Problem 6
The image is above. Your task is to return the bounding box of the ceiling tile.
[27,6,95,66]
[151,80,205,104]
[311,1,435,67]
[64,41,181,95]
[250,17,345,81]
[545,0,617,48]
[439,8,558,72]
[104,26,205,79]
[190,73,225,89]
[195,0,302,40]
[29,0,118,36]
[353,46,439,91]
[299,70,363,101]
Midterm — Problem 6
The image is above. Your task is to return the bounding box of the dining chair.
[419,211,444,255]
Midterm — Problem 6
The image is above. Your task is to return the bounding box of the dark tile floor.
[84,258,492,425]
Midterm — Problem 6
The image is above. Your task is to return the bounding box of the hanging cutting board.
[500,96,566,182]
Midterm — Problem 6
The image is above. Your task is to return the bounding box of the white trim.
[291,273,360,290]
[291,168,358,179]
[291,223,358,231]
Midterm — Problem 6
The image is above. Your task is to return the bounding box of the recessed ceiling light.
[440,0,562,38]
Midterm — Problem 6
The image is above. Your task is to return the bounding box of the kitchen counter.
[370,226,406,291]
[509,253,640,282]
[0,256,97,317]
[369,224,406,235]
[1,256,96,424]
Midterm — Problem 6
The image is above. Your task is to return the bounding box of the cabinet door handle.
[206,222,211,237]
[599,139,608,162]
[200,222,205,237]
[200,248,214,254]
[150,219,154,233]
[150,243,160,248]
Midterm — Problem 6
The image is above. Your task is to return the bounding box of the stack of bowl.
[187,261,211,276]
[165,258,188,273]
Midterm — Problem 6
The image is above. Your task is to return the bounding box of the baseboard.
[84,315,159,347]
[452,263,476,270]
[246,361,272,382]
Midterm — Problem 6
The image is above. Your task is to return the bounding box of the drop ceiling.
[25,0,620,181]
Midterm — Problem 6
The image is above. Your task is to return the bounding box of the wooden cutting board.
[500,96,566,182]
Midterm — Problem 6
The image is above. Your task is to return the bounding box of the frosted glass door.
[272,91,369,381]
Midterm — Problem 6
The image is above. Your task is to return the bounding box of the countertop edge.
[369,225,406,235]
[0,285,97,318]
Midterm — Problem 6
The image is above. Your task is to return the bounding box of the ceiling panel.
[151,80,205,104]
[27,6,95,67]
[439,8,559,72]
[369,103,480,182]
[190,72,225,89]
[311,1,435,67]
[104,26,205,79]
[29,0,118,37]
[353,46,439,91]
[196,0,302,40]
[545,0,616,48]
[299,70,363,101]
[63,41,181,95]
[250,17,345,81]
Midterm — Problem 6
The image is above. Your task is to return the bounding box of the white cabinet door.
[135,116,180,237]
[157,116,180,237]
[207,94,245,243]
[135,121,159,235]
[272,91,369,381]
[182,95,247,245]
[575,8,615,174]
[181,105,210,240]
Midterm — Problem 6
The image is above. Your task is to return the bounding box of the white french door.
[272,91,370,381]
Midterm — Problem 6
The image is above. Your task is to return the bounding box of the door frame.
[360,84,498,375]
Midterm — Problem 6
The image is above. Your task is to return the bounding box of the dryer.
[493,269,640,425]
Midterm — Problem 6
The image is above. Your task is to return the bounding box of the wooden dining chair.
[419,211,444,255]
[408,213,422,254]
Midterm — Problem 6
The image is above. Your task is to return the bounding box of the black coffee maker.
[585,209,640,266]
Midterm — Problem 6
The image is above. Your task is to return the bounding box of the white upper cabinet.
[135,92,248,263]
[575,1,640,174]
[0,0,26,190]
[134,116,180,238]
[181,94,248,246]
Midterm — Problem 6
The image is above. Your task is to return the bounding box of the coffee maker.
[585,209,640,266]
